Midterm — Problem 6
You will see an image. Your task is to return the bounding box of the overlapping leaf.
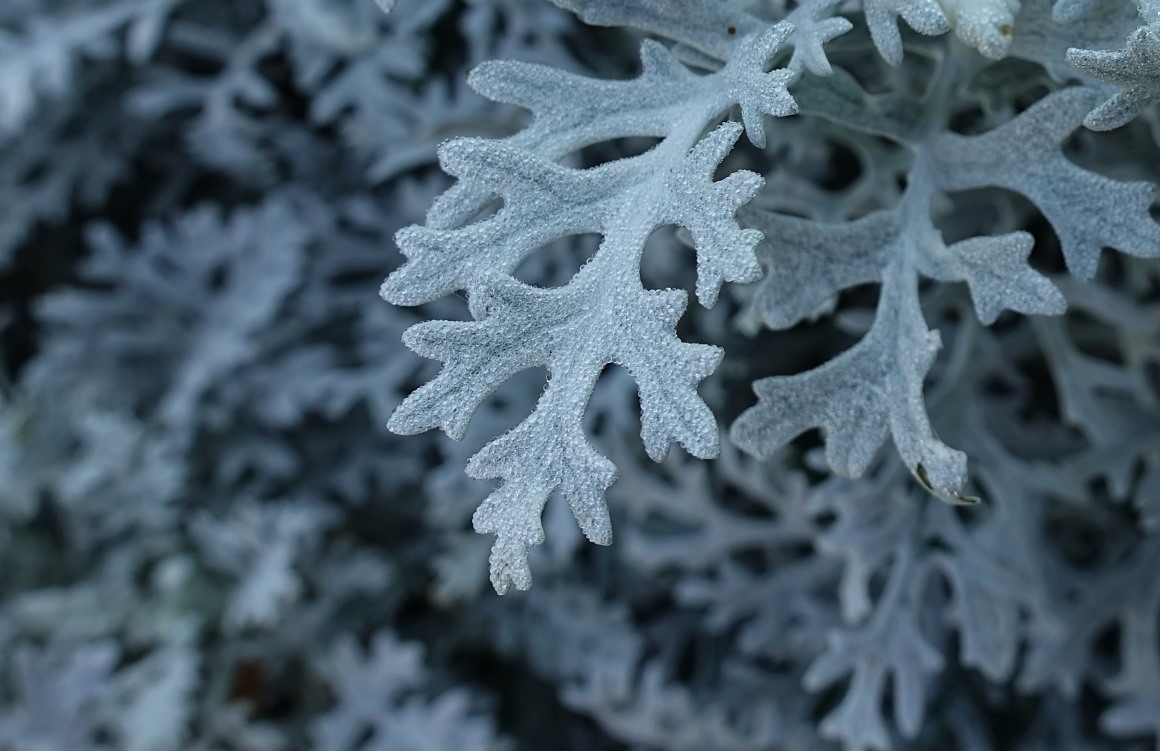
[734,80,1157,503]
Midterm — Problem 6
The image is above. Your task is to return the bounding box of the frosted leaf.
[924,232,1066,325]
[734,258,971,503]
[423,28,794,229]
[191,500,340,630]
[938,538,1024,683]
[32,195,319,442]
[384,25,793,592]
[389,139,634,306]
[390,126,766,307]
[1010,0,1143,80]
[783,0,855,77]
[931,87,1160,279]
[0,0,186,135]
[114,625,200,751]
[0,641,120,751]
[861,0,950,65]
[50,409,186,551]
[1068,19,1160,129]
[804,547,943,750]
[311,632,508,751]
[1032,313,1158,499]
[791,68,925,140]
[150,200,313,428]
[0,95,139,267]
[392,257,725,591]
[744,202,1062,331]
[743,208,893,330]
[727,24,800,147]
[926,415,1059,684]
[549,0,762,59]
[737,154,1060,501]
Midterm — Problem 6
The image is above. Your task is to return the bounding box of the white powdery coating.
[938,0,1021,59]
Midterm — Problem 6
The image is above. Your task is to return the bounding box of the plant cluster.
[0,1,1159,749]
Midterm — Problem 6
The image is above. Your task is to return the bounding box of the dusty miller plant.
[385,0,1160,592]
[0,0,1159,750]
